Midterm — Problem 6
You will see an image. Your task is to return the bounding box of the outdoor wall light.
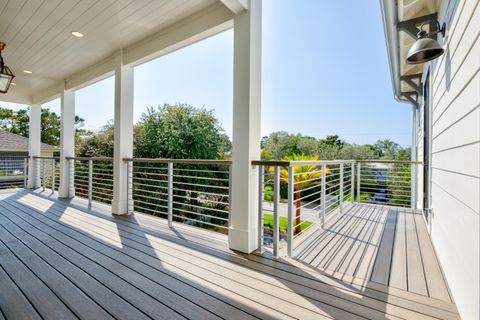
[406,20,446,64]
[0,42,15,94]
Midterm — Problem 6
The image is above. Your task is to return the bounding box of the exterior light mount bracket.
[397,13,442,40]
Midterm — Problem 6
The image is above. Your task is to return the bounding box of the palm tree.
[275,154,331,235]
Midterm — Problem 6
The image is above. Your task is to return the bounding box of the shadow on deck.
[0,189,459,319]
[293,203,453,300]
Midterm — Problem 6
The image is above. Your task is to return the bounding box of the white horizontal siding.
[427,1,480,319]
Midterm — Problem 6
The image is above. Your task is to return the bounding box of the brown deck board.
[0,189,460,320]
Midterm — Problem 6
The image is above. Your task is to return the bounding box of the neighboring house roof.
[0,129,58,151]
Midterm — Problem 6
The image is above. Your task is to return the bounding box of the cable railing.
[0,156,29,189]
[26,156,419,257]
[67,157,114,207]
[124,158,231,233]
[252,159,420,258]
[33,156,60,193]
[253,160,356,258]
[357,160,419,208]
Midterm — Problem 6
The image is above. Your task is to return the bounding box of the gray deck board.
[0,189,460,320]
[389,208,407,290]
[405,209,428,296]
[294,202,454,306]
[370,208,398,285]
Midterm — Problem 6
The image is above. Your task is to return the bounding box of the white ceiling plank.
[0,0,28,39]
[0,0,230,103]
[2,0,43,44]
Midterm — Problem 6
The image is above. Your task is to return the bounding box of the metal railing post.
[287,166,294,258]
[273,166,280,258]
[357,162,361,203]
[411,163,416,210]
[228,164,232,228]
[257,165,264,253]
[35,158,40,189]
[321,164,326,228]
[68,158,75,198]
[88,159,93,208]
[42,159,46,191]
[51,158,56,193]
[168,162,173,227]
[23,158,28,188]
[351,162,354,203]
[339,163,344,214]
[127,160,134,214]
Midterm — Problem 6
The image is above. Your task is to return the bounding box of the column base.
[228,226,258,254]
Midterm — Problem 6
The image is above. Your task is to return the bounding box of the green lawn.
[263,213,313,233]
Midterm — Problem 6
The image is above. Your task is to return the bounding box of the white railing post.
[23,158,28,188]
[51,158,56,193]
[228,164,232,228]
[339,163,344,214]
[127,160,134,215]
[351,162,355,203]
[321,164,326,228]
[257,165,264,253]
[88,159,93,208]
[167,162,173,227]
[68,158,75,198]
[42,159,46,191]
[273,166,280,258]
[35,158,41,189]
[411,163,416,210]
[287,166,294,258]
[357,162,361,203]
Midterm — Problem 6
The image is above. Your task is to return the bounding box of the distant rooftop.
[0,130,58,151]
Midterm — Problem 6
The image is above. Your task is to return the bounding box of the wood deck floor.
[0,189,459,320]
[294,203,452,301]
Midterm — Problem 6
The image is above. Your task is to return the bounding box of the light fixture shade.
[0,64,15,94]
[406,37,444,64]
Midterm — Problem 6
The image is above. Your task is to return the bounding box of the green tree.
[0,107,86,146]
[277,154,330,235]
[134,104,231,159]
[76,122,115,157]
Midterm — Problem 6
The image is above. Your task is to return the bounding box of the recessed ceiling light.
[23,70,32,74]
[71,31,84,38]
[10,82,16,86]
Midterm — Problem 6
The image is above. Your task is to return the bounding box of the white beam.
[27,104,41,188]
[123,3,233,66]
[220,0,249,14]
[111,51,134,215]
[229,0,262,253]
[58,85,76,198]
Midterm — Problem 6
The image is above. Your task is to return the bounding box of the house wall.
[418,1,480,319]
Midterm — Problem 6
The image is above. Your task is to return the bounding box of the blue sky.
[2,0,412,147]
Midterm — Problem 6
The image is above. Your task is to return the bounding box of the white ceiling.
[0,0,222,104]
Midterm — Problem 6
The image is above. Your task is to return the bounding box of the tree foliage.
[134,104,231,159]
[261,131,409,161]
[0,107,87,146]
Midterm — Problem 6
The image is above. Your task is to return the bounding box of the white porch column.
[58,86,76,198]
[27,104,41,188]
[229,0,262,253]
[111,51,134,215]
